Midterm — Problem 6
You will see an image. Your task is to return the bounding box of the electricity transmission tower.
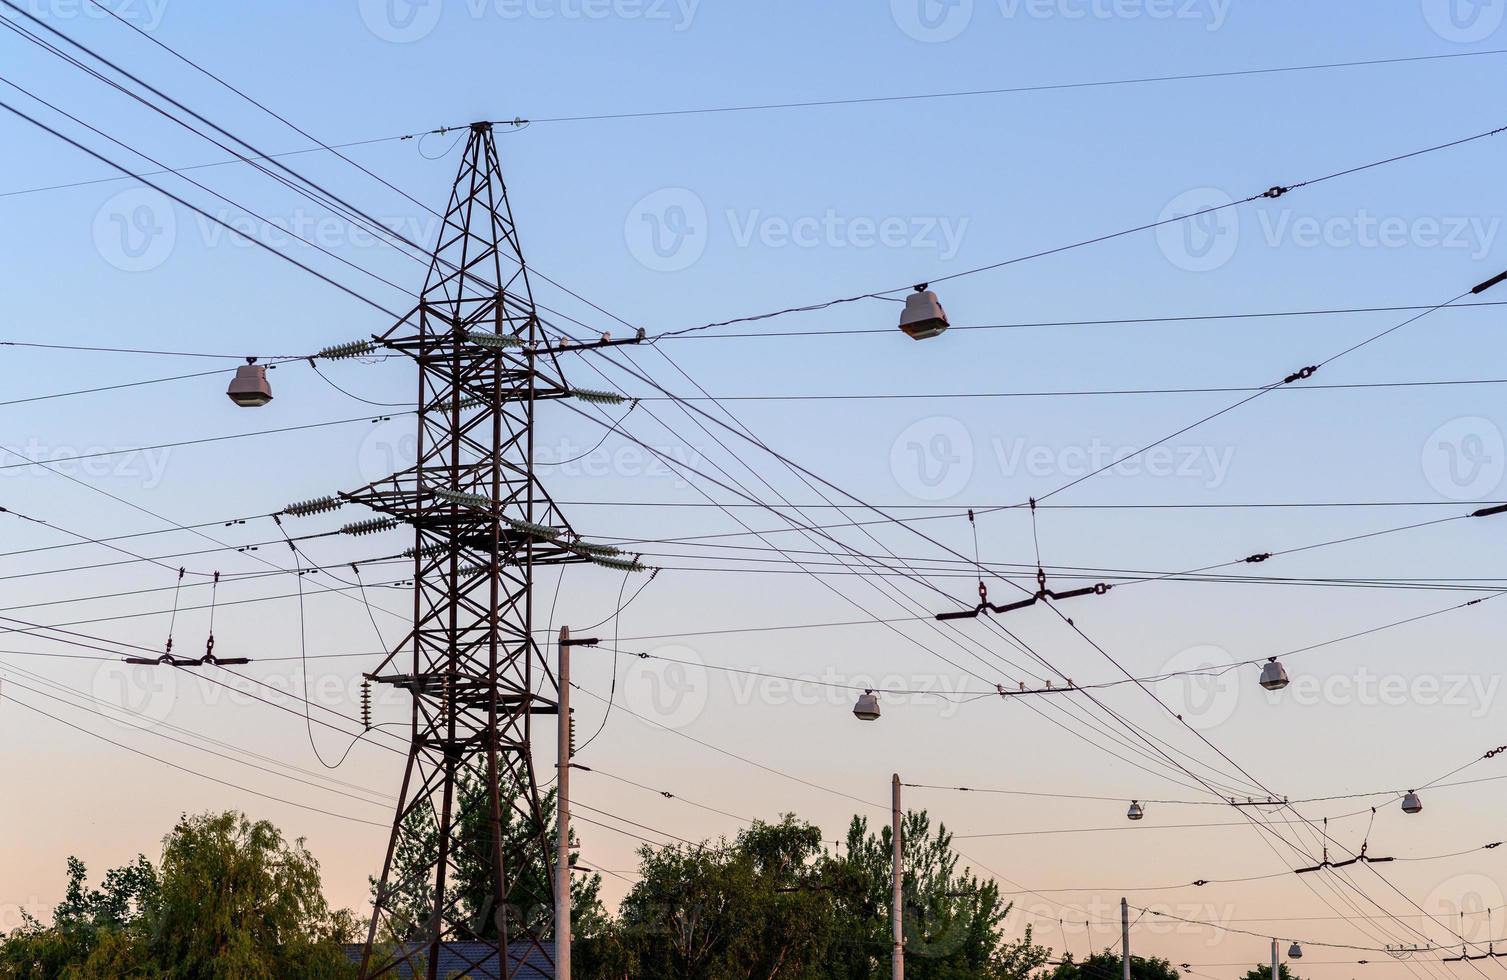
[335,121,636,980]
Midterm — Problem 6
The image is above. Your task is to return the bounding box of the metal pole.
[556,627,572,980]
[1122,898,1131,980]
[1272,938,1279,980]
[893,773,904,980]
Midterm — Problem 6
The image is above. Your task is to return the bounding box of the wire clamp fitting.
[1283,365,1318,385]
[1262,185,1290,199]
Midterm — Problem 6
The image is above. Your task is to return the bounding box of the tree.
[1241,964,1303,980]
[0,811,357,980]
[1044,950,1182,980]
[598,815,836,979]
[580,810,1049,980]
[373,768,605,944]
[832,811,1049,980]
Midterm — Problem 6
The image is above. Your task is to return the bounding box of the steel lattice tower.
[351,121,590,980]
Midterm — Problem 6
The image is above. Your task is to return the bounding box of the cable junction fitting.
[935,574,1110,621]
[1283,365,1319,385]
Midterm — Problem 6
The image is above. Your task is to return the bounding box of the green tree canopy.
[1045,950,1182,980]
[375,767,605,944]
[1241,963,1304,980]
[0,811,357,980]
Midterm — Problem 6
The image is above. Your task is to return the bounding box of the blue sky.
[3,0,1507,972]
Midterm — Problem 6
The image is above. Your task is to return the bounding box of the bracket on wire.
[936,569,1110,622]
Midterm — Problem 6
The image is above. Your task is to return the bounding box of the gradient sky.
[3,1,1507,976]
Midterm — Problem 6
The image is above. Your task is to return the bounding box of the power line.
[510,50,1507,124]
[654,299,1507,340]
[654,123,1507,339]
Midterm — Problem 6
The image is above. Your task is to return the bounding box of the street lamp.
[1127,801,1145,821]
[1259,657,1290,692]
[853,690,881,721]
[1288,943,1304,959]
[1402,790,1423,814]
[898,284,949,340]
[226,357,273,407]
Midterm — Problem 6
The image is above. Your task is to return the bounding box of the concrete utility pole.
[554,628,598,980]
[1271,938,1280,980]
[893,773,904,980]
[556,627,573,980]
[1122,898,1131,980]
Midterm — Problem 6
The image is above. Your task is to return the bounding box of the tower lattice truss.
[342,122,613,980]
